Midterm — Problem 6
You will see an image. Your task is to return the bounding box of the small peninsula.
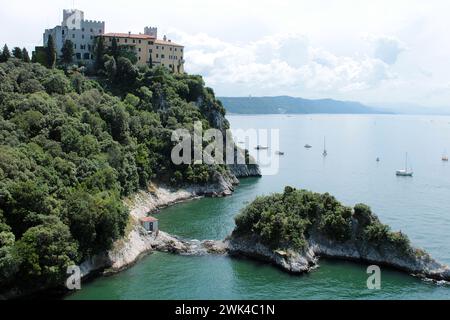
[227,187,450,282]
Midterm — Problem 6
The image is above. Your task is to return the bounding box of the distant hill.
[218,96,385,114]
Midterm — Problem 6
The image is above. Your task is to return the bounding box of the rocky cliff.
[228,187,450,283]
[228,220,450,282]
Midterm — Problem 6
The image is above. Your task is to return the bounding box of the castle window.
[161,54,165,58]
[99,29,102,33]
[83,53,90,60]
[138,48,141,52]
[82,35,85,39]
[109,38,112,42]
[170,47,172,51]
[149,49,152,53]
[90,28,93,32]
[156,54,159,58]
[72,34,75,38]
[139,40,141,44]
[76,53,81,59]
[125,39,128,43]
[82,28,85,32]
[133,40,136,43]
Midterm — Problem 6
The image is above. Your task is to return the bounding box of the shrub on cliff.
[234,187,353,250]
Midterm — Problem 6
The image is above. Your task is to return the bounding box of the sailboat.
[322,137,328,157]
[442,150,448,162]
[396,153,413,177]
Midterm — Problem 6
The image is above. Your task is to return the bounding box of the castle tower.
[144,26,158,38]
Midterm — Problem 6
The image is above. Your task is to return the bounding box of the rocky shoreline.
[80,163,261,279]
[227,231,450,283]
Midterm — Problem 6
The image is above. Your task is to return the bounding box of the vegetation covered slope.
[0,58,234,294]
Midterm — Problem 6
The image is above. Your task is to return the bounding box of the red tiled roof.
[103,33,156,40]
[140,216,158,222]
[154,39,183,47]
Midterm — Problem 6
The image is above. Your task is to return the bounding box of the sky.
[1,0,450,109]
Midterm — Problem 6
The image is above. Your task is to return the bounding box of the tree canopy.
[234,187,410,251]
[0,57,229,294]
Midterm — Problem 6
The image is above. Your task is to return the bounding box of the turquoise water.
[68,114,450,300]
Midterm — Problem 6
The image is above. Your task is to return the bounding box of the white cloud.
[370,35,407,65]
[168,30,395,96]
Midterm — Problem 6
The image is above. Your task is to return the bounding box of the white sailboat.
[322,137,328,157]
[396,153,413,177]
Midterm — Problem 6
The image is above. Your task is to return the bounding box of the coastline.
[78,163,262,283]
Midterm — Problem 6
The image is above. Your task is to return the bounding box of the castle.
[43,9,184,73]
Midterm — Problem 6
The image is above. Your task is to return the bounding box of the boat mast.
[405,152,408,171]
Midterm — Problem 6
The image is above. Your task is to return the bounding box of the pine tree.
[94,36,106,71]
[61,40,74,65]
[148,54,153,69]
[111,38,119,59]
[46,35,57,68]
[0,44,11,62]
[22,48,31,63]
[12,47,23,59]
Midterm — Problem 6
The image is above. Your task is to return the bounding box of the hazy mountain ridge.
[219,96,387,114]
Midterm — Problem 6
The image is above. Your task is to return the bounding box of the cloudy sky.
[1,0,450,109]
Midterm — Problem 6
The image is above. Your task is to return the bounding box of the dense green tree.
[61,40,74,65]
[12,47,23,59]
[65,191,128,258]
[45,35,57,68]
[104,55,117,81]
[115,57,138,86]
[43,72,72,94]
[148,54,153,68]
[22,48,31,63]
[110,37,119,59]
[94,37,106,72]
[15,217,78,287]
[0,44,11,62]
[0,216,19,285]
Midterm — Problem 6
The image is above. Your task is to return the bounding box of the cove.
[67,114,450,300]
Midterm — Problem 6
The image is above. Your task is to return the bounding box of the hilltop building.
[101,30,185,74]
[43,9,105,66]
[41,9,185,73]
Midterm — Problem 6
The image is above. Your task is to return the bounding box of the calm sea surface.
[68,114,450,300]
